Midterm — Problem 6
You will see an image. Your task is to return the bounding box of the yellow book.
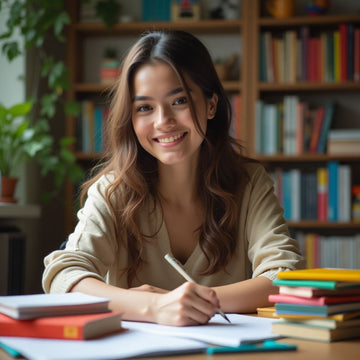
[277,311,360,321]
[277,268,360,282]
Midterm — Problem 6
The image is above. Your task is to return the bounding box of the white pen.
[164,253,231,323]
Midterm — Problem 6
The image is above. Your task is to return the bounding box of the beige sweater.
[42,163,305,293]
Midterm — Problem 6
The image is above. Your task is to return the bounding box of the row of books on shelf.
[259,23,360,83]
[295,232,360,270]
[256,97,336,155]
[76,100,109,153]
[269,268,360,342]
[271,162,353,222]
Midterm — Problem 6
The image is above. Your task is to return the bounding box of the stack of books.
[0,293,123,340]
[269,268,360,342]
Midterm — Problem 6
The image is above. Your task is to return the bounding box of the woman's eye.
[173,96,187,106]
[136,104,152,112]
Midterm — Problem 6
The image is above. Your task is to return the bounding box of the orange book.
[0,311,123,340]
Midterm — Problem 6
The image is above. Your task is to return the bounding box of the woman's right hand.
[149,282,220,326]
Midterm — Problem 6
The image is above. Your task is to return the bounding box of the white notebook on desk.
[0,314,279,360]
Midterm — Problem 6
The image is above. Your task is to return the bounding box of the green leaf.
[65,100,81,117]
[54,11,70,39]
[2,41,21,61]
[8,101,32,117]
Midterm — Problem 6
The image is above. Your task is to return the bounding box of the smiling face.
[131,61,218,167]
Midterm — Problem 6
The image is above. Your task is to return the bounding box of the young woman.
[43,30,305,326]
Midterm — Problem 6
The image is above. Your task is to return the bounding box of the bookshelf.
[64,0,360,267]
[247,0,360,267]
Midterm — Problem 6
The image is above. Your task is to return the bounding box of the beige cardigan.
[42,162,305,293]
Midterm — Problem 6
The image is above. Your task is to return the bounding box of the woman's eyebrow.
[132,87,185,102]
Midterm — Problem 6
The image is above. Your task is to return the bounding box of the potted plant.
[0,101,82,203]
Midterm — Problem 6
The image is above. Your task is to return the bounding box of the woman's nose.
[154,105,176,128]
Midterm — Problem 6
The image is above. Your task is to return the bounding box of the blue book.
[282,171,292,220]
[275,301,360,316]
[327,161,339,221]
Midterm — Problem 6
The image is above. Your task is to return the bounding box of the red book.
[269,293,360,306]
[0,311,123,340]
[339,23,348,82]
[309,106,325,153]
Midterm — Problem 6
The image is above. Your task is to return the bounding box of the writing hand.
[150,282,220,326]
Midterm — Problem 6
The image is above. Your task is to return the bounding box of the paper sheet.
[123,313,279,346]
[0,330,206,360]
[0,314,279,359]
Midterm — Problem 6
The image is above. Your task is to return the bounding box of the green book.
[273,279,360,290]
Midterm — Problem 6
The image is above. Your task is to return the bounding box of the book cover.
[309,106,325,154]
[276,268,360,282]
[327,161,339,221]
[273,278,360,289]
[0,293,109,320]
[354,27,360,81]
[347,23,354,81]
[0,311,122,340]
[278,285,360,298]
[317,167,328,221]
[269,293,360,306]
[339,23,348,82]
[317,102,335,154]
[272,321,360,342]
[333,30,341,82]
[275,301,360,316]
[277,310,360,321]
[279,317,360,330]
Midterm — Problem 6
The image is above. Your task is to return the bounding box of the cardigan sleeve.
[42,175,120,293]
[244,164,305,279]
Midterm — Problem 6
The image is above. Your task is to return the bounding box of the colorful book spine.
[317,167,328,221]
[327,161,339,221]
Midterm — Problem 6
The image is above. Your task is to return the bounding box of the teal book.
[317,102,335,154]
[275,301,360,316]
[273,278,360,289]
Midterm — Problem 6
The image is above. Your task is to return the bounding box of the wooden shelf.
[258,82,360,92]
[255,154,360,163]
[0,204,41,219]
[287,221,360,229]
[258,14,360,27]
[74,19,242,35]
[74,81,242,93]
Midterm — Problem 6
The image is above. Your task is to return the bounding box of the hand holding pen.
[165,253,231,323]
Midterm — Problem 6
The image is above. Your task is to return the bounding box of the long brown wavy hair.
[80,30,253,286]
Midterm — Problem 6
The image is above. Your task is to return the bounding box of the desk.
[1,338,359,360]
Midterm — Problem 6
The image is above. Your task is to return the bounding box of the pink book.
[269,293,360,306]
